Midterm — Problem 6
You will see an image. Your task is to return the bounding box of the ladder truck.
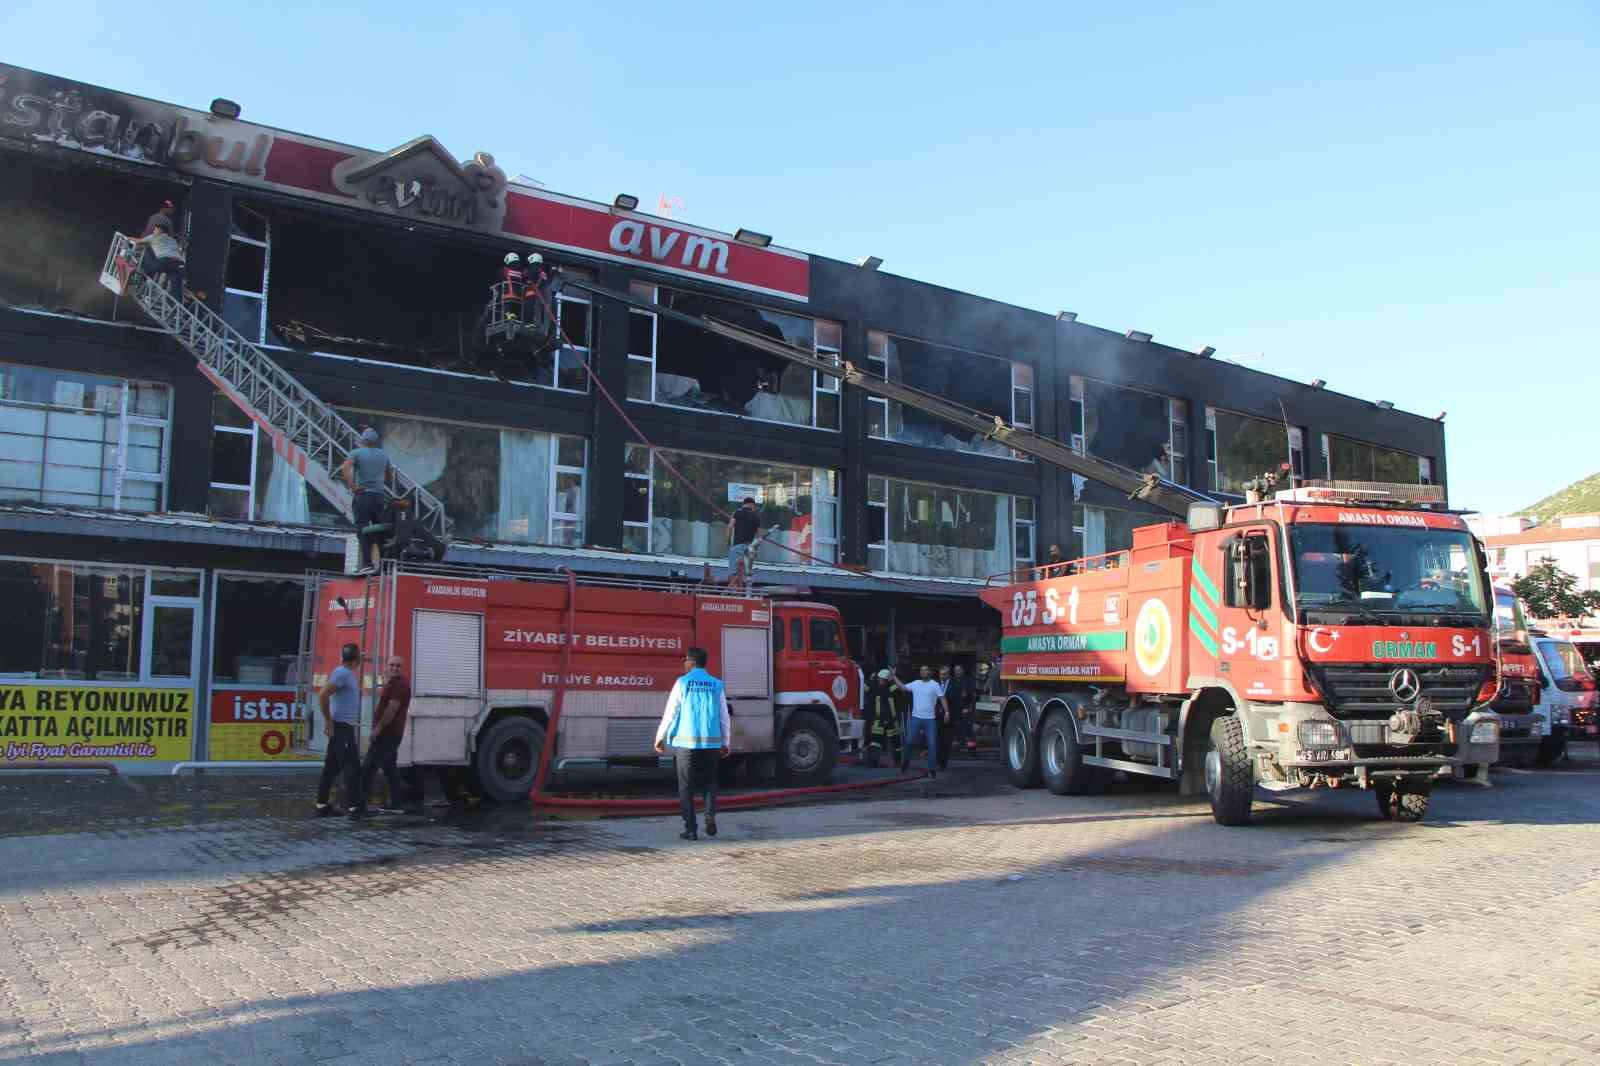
[551,276,1503,824]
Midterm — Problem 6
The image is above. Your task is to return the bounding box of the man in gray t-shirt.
[316,643,368,816]
[340,428,392,574]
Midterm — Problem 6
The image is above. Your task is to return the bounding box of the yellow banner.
[207,688,307,761]
[0,684,194,763]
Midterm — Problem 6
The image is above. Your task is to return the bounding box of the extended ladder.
[99,233,452,538]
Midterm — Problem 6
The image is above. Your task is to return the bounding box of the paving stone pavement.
[2,761,1599,1065]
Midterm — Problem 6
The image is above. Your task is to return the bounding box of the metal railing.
[100,233,452,539]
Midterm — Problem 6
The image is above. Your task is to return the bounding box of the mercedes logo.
[1388,668,1422,704]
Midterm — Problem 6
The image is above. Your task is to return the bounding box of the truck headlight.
[1470,720,1499,744]
[1296,720,1341,747]
[1553,708,1570,726]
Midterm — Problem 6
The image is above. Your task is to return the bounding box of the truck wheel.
[1376,780,1430,821]
[474,716,548,803]
[777,711,837,786]
[1003,712,1043,789]
[1039,711,1100,795]
[1204,715,1253,826]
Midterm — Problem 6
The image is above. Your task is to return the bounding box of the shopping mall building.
[0,63,1449,769]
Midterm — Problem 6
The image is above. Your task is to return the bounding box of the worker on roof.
[499,252,525,321]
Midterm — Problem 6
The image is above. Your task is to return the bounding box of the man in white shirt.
[899,665,946,778]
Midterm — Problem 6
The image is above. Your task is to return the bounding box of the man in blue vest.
[654,647,731,840]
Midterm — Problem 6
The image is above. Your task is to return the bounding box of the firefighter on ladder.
[499,252,526,322]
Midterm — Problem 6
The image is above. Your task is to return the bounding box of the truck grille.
[1492,679,1534,713]
[1344,720,1450,758]
[1308,663,1490,721]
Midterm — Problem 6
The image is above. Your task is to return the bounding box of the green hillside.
[1519,471,1600,522]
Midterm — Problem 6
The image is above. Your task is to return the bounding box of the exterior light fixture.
[1194,346,1216,359]
[210,98,242,119]
[1436,411,1447,421]
[1309,379,1326,389]
[1056,311,1077,322]
[1126,330,1153,343]
[734,228,772,247]
[857,256,883,270]
[612,193,639,211]
[1375,400,1395,410]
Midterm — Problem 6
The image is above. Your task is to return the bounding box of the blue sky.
[10,1,1597,515]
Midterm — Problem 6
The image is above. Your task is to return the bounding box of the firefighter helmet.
[527,253,544,265]
[503,253,520,265]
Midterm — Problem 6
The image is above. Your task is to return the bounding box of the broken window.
[1321,433,1427,484]
[334,409,586,546]
[865,331,1027,460]
[625,285,840,431]
[623,444,838,564]
[1070,376,1188,483]
[1206,408,1302,495]
[1078,503,1149,560]
[0,363,169,511]
[229,200,587,390]
[0,150,183,321]
[207,393,315,523]
[865,475,1033,579]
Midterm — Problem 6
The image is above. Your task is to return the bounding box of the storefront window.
[865,476,1033,579]
[625,285,841,431]
[212,574,305,685]
[208,393,315,523]
[0,364,171,512]
[1206,408,1303,495]
[866,331,1030,461]
[1070,376,1188,484]
[623,444,838,564]
[0,559,200,681]
[1322,434,1428,485]
[339,410,586,546]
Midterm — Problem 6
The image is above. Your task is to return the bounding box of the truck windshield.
[1290,524,1487,623]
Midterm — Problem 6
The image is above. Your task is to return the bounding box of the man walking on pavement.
[935,665,957,770]
[316,642,366,818]
[951,663,977,757]
[863,668,904,768]
[900,665,945,778]
[654,647,731,840]
[340,427,391,574]
[362,654,411,814]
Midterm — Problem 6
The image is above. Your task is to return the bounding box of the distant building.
[1473,514,1600,591]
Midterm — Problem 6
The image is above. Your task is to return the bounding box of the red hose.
[531,769,927,815]
[527,566,577,799]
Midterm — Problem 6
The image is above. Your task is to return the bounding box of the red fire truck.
[1487,583,1542,766]
[297,564,860,800]
[978,482,1503,825]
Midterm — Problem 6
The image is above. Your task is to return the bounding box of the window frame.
[1069,374,1188,483]
[0,555,202,684]
[208,569,307,690]
[1320,432,1429,485]
[864,473,1035,579]
[1206,406,1304,495]
[864,329,1031,462]
[624,284,840,432]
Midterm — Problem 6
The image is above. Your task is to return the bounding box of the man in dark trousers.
[316,643,365,817]
[724,497,765,584]
[936,665,957,770]
[339,427,391,574]
[653,647,731,840]
[361,654,411,814]
[130,208,187,297]
[950,663,978,756]
[862,669,904,768]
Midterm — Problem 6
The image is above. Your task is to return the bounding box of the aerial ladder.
[552,275,1213,520]
[99,233,452,540]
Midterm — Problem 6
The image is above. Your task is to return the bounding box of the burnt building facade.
[0,64,1448,769]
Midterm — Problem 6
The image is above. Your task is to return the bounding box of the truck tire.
[1039,710,1100,795]
[1534,736,1566,767]
[474,716,547,803]
[1003,711,1043,789]
[1375,780,1430,821]
[777,710,837,786]
[1204,715,1253,826]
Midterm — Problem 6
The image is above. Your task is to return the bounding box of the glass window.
[865,331,1025,460]
[0,561,143,680]
[623,445,838,565]
[790,617,804,652]
[212,574,305,684]
[1325,434,1426,485]
[772,618,785,652]
[631,287,839,431]
[149,605,195,678]
[1208,408,1297,495]
[339,410,586,547]
[0,364,170,512]
[809,618,842,655]
[1079,504,1147,559]
[865,477,1029,579]
[1072,376,1184,481]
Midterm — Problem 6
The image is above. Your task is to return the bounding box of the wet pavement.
[2,752,1599,1064]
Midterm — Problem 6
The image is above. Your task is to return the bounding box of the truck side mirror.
[1242,534,1272,611]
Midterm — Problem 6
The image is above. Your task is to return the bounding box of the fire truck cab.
[297,564,860,801]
